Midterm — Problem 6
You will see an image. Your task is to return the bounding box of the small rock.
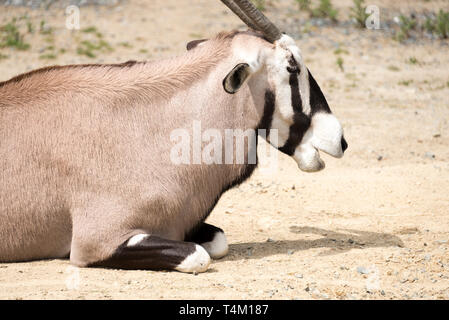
[424,152,436,160]
[287,250,295,255]
[295,273,304,279]
[310,288,321,296]
[266,238,276,243]
[357,266,370,275]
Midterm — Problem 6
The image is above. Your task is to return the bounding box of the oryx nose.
[341,137,348,153]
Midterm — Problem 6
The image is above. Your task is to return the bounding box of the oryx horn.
[220,0,282,43]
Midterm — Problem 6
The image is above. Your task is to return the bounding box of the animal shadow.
[224,226,404,261]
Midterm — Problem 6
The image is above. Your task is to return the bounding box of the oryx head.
[191,0,348,172]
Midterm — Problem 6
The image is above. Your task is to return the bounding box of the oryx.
[0,0,347,273]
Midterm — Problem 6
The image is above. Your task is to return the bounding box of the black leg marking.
[90,235,210,273]
[185,223,223,243]
[186,223,229,259]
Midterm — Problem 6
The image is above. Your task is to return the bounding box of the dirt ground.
[0,0,448,300]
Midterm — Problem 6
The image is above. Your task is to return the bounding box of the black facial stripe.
[287,56,301,74]
[279,58,310,156]
[279,113,310,156]
[308,69,331,114]
[289,71,302,113]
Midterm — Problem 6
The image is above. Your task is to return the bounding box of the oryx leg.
[88,234,211,273]
[185,223,229,259]
[69,198,210,273]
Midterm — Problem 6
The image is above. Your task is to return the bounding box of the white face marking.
[292,113,344,172]
[309,112,345,158]
[175,244,211,274]
[266,35,296,122]
[200,231,229,260]
[127,234,149,247]
[277,35,311,116]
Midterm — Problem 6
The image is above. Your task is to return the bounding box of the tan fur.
[0,32,237,108]
[0,31,271,265]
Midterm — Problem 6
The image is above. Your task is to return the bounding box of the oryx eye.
[287,56,300,74]
[287,65,300,74]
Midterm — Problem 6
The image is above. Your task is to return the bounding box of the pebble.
[321,293,330,299]
[357,266,370,275]
[424,152,436,160]
[295,273,303,279]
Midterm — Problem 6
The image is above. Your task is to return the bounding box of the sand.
[0,0,448,300]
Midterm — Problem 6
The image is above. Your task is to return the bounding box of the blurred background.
[0,0,448,300]
[0,0,448,78]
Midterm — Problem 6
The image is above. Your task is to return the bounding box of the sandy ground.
[0,0,448,300]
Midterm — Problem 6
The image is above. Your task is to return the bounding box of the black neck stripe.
[258,90,276,135]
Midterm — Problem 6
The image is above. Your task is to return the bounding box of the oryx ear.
[186,39,207,51]
[223,63,251,94]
